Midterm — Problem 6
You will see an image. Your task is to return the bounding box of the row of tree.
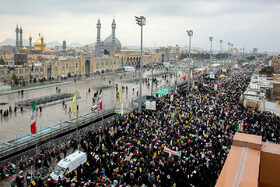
[180,52,230,60]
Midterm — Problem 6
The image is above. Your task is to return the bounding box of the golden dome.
[21,47,28,50]
[34,38,46,51]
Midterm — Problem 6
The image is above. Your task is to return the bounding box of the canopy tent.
[154,88,169,98]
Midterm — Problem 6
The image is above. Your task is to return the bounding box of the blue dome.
[104,34,122,51]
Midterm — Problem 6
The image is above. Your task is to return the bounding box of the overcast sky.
[0,0,279,52]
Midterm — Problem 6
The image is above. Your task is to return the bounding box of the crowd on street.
[4,65,280,187]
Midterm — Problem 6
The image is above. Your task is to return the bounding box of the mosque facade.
[94,19,122,58]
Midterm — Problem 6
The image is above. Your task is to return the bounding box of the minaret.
[97,19,101,45]
[29,34,32,50]
[15,24,19,48]
[19,25,23,48]
[111,18,116,46]
[41,35,44,51]
[62,40,67,57]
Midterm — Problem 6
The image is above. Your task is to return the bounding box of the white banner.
[146,96,157,110]
[164,147,181,157]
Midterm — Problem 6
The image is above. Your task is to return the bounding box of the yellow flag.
[72,92,77,118]
[32,180,36,185]
[190,70,193,79]
[119,82,122,102]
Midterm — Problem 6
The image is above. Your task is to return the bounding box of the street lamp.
[231,43,234,65]
[219,40,223,61]
[151,62,154,96]
[135,16,146,113]
[209,36,213,71]
[227,42,231,59]
[187,30,193,91]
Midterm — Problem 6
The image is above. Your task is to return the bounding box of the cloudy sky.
[0,0,279,52]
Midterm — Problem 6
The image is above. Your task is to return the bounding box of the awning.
[133,96,147,103]
[246,102,258,109]
[154,88,169,95]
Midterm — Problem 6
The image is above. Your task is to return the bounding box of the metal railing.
[0,112,119,167]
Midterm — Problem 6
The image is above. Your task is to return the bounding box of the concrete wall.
[259,142,280,187]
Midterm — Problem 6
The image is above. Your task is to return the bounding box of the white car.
[91,104,99,111]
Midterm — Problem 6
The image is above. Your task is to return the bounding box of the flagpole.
[74,78,78,138]
[35,102,38,155]
[102,104,104,127]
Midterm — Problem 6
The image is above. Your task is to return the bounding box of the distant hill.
[46,41,61,47]
[0,38,31,47]
[69,42,83,48]
[0,38,15,46]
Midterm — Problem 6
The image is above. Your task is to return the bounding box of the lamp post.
[209,36,213,71]
[151,62,154,96]
[231,43,234,65]
[227,42,231,59]
[135,16,146,113]
[187,30,193,91]
[219,40,223,61]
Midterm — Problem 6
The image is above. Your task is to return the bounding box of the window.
[66,64,68,68]
[7,70,11,77]
[25,69,29,76]
[76,63,78,68]
[106,61,108,65]
[20,69,23,76]
[101,62,104,65]
[0,70,4,78]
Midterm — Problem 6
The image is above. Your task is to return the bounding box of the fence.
[0,113,119,167]
[15,92,80,107]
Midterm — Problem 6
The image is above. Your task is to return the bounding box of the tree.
[12,72,19,85]
[41,77,46,82]
[68,72,71,78]
[259,66,274,75]
[33,77,37,83]
[102,70,104,74]
[0,58,5,65]
[246,56,256,61]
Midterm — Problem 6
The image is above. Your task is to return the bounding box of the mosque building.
[15,24,50,54]
[95,19,122,57]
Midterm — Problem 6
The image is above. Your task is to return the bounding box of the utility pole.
[151,63,154,96]
[220,40,223,61]
[209,37,213,71]
[135,16,146,113]
[187,30,193,91]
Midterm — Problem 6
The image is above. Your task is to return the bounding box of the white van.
[50,151,87,181]
[91,104,98,111]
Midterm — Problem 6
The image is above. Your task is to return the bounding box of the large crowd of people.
[5,65,280,187]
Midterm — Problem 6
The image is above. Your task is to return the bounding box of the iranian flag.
[99,88,102,109]
[30,102,36,134]
[136,80,139,97]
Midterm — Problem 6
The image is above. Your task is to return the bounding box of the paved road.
[0,68,186,142]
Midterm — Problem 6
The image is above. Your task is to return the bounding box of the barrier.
[0,109,117,166]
